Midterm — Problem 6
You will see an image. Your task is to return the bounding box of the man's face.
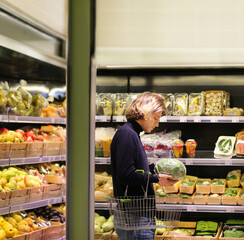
[140,111,162,133]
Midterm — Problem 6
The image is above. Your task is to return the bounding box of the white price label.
[187,206,197,212]
[116,116,124,122]
[226,207,235,213]
[160,116,167,122]
[232,117,239,123]
[186,159,193,165]
[225,159,232,165]
[194,116,201,122]
[180,117,187,122]
[0,115,2,121]
[211,117,218,123]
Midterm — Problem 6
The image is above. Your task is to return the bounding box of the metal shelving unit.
[97,115,244,124]
[9,155,66,166]
[94,202,244,213]
[95,156,244,166]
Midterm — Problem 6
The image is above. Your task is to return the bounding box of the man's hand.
[158,174,178,186]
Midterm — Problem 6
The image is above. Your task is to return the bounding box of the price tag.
[180,116,187,122]
[160,116,167,122]
[186,159,193,165]
[187,206,197,212]
[194,116,201,122]
[232,117,239,123]
[0,115,2,121]
[226,207,235,213]
[225,159,232,165]
[211,117,218,123]
[101,116,107,122]
[51,118,55,123]
[116,116,124,122]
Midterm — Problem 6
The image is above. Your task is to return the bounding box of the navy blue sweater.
[111,119,159,197]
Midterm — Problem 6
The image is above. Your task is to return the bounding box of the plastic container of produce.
[196,179,211,194]
[185,139,197,158]
[112,93,129,116]
[173,93,188,116]
[211,179,226,194]
[214,136,236,158]
[160,93,174,115]
[173,139,184,158]
[204,90,223,116]
[97,93,113,116]
[188,93,204,116]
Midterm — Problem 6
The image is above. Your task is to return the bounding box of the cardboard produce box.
[95,230,113,240]
[0,143,10,159]
[44,184,63,199]
[164,179,183,194]
[43,142,61,156]
[26,142,43,158]
[12,232,28,240]
[10,143,27,158]
[42,222,65,240]
[10,188,28,205]
[178,193,194,205]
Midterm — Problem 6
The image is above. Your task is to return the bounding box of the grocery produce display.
[96,89,242,117]
[0,80,66,118]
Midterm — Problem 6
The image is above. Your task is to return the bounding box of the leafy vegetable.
[224,188,238,197]
[226,219,244,225]
[227,175,238,181]
[155,159,186,180]
[224,229,244,238]
[196,221,218,232]
[212,180,224,185]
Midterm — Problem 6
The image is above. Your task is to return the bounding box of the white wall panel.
[96,0,244,66]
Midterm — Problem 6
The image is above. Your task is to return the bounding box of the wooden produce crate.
[26,229,43,240]
[111,231,119,240]
[62,181,66,196]
[240,174,244,188]
[12,232,28,240]
[211,179,226,194]
[0,143,10,159]
[42,222,65,240]
[178,221,197,228]
[222,188,241,205]
[10,188,28,205]
[193,193,207,205]
[59,141,66,155]
[196,179,211,194]
[178,193,194,205]
[165,194,179,204]
[26,142,43,158]
[180,176,198,195]
[95,230,113,240]
[43,142,61,156]
[44,184,63,199]
[0,191,10,207]
[219,229,244,240]
[10,143,27,158]
[154,235,163,240]
[207,194,222,205]
[163,228,195,240]
[164,179,183,194]
[27,186,44,202]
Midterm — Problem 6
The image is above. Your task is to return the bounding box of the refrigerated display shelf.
[97,115,244,123]
[95,202,244,213]
[9,155,66,166]
[9,196,65,213]
[95,157,244,166]
[0,115,66,124]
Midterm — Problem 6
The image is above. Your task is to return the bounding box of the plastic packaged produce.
[96,93,113,116]
[185,139,197,158]
[173,139,184,158]
[160,93,174,115]
[112,93,129,116]
[204,90,223,116]
[17,80,32,108]
[155,158,186,180]
[42,103,66,118]
[127,93,140,106]
[173,93,188,116]
[95,128,115,157]
[224,107,244,116]
[188,93,204,116]
[214,136,235,158]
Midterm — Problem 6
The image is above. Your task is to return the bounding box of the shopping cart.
[108,170,182,231]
